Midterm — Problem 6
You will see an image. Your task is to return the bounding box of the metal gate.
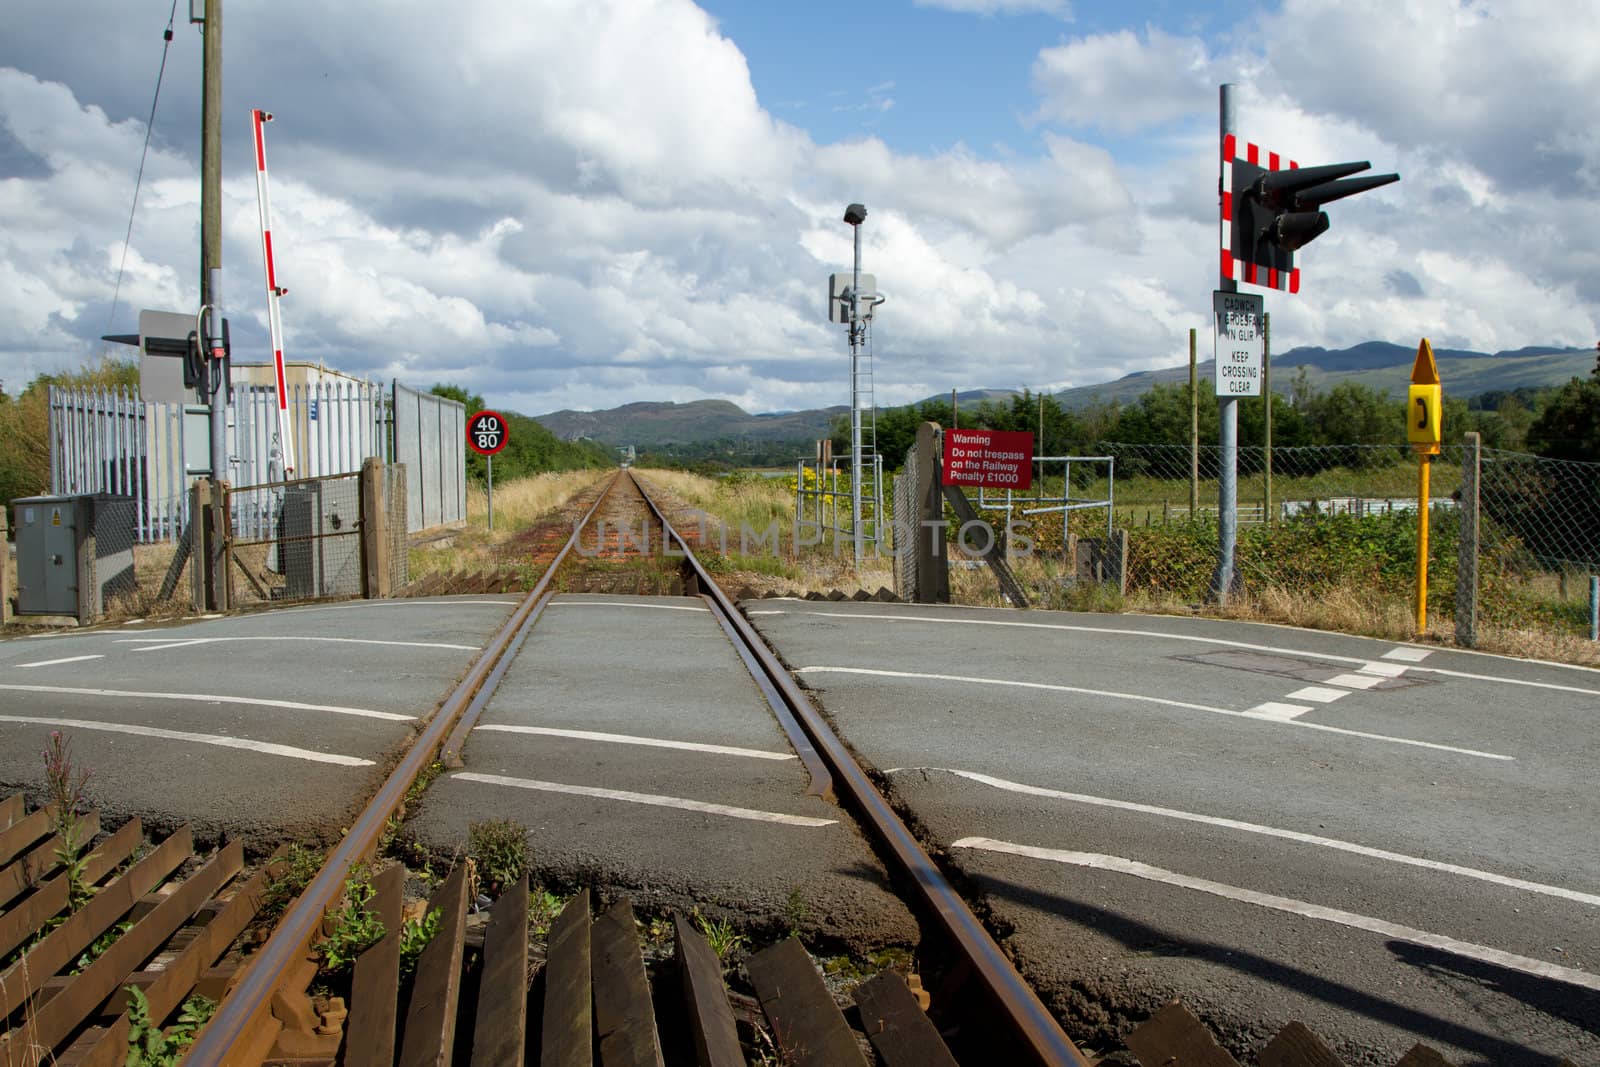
[226,473,364,605]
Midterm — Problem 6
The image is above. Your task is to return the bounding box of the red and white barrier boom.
[251,108,295,476]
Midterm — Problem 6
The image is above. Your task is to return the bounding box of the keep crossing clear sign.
[1213,290,1265,397]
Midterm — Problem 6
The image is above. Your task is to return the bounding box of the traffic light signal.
[1222,135,1398,292]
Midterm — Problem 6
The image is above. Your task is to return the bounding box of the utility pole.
[1212,83,1240,603]
[201,0,225,480]
[847,206,866,568]
[1263,312,1273,524]
[200,0,228,609]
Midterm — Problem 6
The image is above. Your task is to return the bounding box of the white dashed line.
[951,838,1600,993]
[1243,702,1313,721]
[1358,661,1409,678]
[1326,672,1385,690]
[1286,686,1353,704]
[0,715,373,766]
[0,683,414,722]
[1383,647,1434,662]
[473,725,795,761]
[795,666,1511,760]
[14,655,105,669]
[452,773,834,827]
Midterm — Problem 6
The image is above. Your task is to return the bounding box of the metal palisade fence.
[47,380,467,543]
[392,382,467,533]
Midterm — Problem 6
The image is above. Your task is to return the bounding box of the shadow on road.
[976,873,1595,1067]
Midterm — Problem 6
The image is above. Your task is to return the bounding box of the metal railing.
[794,455,886,553]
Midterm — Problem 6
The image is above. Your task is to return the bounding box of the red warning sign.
[942,429,1033,490]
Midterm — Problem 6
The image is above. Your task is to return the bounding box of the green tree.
[1526,375,1600,461]
[2,357,138,507]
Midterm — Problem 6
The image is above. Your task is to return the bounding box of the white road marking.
[796,666,1512,761]
[452,772,834,826]
[0,715,372,766]
[15,655,105,668]
[1244,702,1312,721]
[0,683,414,722]
[1359,661,1409,678]
[764,609,1600,701]
[474,725,795,761]
[549,601,709,613]
[951,838,1600,992]
[117,636,478,651]
[907,767,1600,907]
[1326,672,1385,690]
[275,598,520,615]
[121,639,211,652]
[1286,686,1351,704]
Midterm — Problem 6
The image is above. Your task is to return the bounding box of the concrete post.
[913,421,949,604]
[1455,432,1480,648]
[360,457,390,599]
[190,478,210,611]
[210,480,231,612]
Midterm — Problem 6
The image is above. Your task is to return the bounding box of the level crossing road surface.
[406,594,920,950]
[0,596,522,844]
[746,599,1600,1066]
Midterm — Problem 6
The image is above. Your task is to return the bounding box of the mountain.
[535,399,845,447]
[1051,343,1592,409]
[535,342,1595,446]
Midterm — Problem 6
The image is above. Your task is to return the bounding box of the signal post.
[1212,83,1399,603]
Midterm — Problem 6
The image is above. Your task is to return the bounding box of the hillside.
[534,342,1594,447]
[536,398,845,446]
[1052,343,1591,409]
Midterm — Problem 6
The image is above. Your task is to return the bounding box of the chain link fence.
[1074,441,1598,640]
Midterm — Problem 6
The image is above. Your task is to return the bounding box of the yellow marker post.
[1408,339,1443,633]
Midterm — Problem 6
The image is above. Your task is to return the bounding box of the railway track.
[166,468,1086,1065]
[0,471,1510,1066]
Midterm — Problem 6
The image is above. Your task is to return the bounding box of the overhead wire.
[104,0,183,348]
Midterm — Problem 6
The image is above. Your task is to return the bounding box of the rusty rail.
[182,475,624,1062]
[628,470,1088,1066]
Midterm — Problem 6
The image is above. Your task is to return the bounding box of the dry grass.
[469,470,608,530]
[410,470,608,581]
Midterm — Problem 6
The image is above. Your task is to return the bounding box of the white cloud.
[1032,27,1217,134]
[0,0,1596,421]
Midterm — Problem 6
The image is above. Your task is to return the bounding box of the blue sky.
[1,0,1596,415]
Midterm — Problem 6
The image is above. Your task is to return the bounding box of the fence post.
[913,421,949,604]
[1455,432,1480,649]
[360,457,390,599]
[212,480,231,613]
[189,479,210,610]
[1,506,9,624]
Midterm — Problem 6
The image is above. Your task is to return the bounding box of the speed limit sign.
[467,410,508,456]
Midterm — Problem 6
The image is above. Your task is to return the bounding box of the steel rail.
[184,470,623,1065]
[630,470,1090,1067]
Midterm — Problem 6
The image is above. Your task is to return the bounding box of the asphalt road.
[406,594,920,952]
[0,596,520,844]
[5,589,1596,1063]
[746,599,1600,1067]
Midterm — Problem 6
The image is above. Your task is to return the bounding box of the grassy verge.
[408,470,607,582]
